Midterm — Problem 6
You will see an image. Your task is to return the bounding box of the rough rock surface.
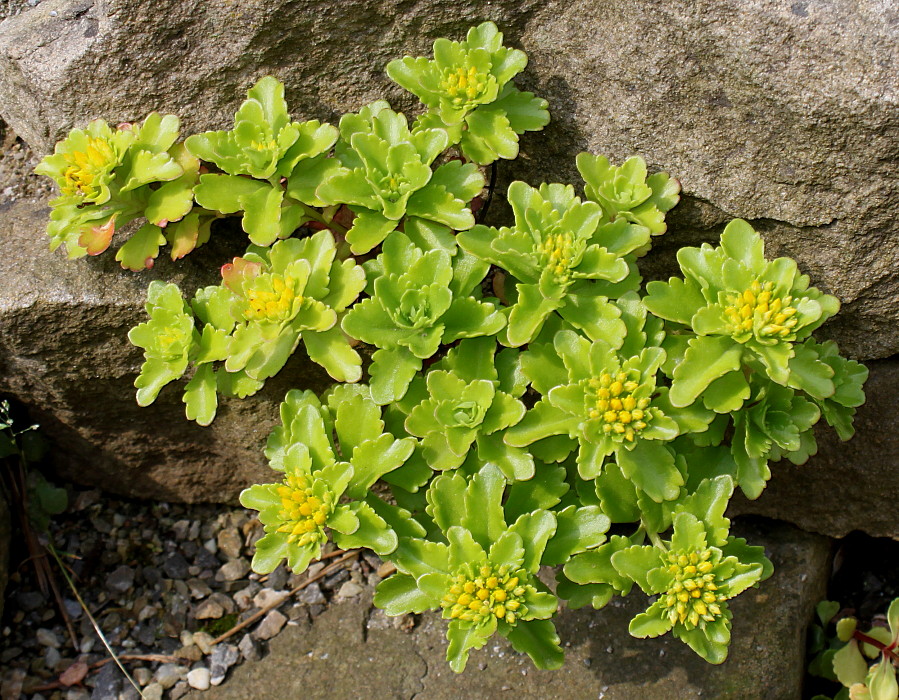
[187,519,831,700]
[0,0,897,358]
[0,199,333,502]
[729,359,899,540]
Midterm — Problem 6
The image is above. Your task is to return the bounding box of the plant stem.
[853,630,899,663]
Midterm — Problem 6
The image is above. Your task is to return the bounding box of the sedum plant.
[36,114,202,269]
[39,21,868,675]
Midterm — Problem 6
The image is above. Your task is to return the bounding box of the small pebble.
[194,598,225,620]
[238,633,261,662]
[154,663,187,690]
[186,667,211,691]
[36,628,60,649]
[337,581,364,601]
[142,681,163,700]
[253,610,287,641]
[253,589,286,609]
[217,559,250,582]
[217,528,243,559]
[298,582,325,606]
[209,644,240,686]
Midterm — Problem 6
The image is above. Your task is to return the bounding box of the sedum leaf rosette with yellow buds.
[241,385,415,574]
[611,509,771,664]
[387,21,549,164]
[645,219,841,409]
[374,465,563,673]
[36,113,198,268]
[458,181,634,346]
[189,76,339,247]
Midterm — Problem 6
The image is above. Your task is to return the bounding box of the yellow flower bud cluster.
[441,563,528,625]
[724,280,798,339]
[275,472,330,546]
[662,549,723,629]
[538,231,575,284]
[587,372,651,442]
[244,275,298,322]
[442,65,487,105]
[61,137,116,201]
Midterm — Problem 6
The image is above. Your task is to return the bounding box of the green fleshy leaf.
[542,505,610,566]
[345,208,397,255]
[333,501,398,555]
[629,605,674,638]
[503,619,564,670]
[446,618,496,673]
[115,223,166,270]
[462,109,518,164]
[374,573,435,615]
[183,363,218,426]
[833,641,869,687]
[242,184,284,246]
[503,465,568,522]
[616,441,683,503]
[302,325,362,383]
[145,179,195,226]
[462,465,507,551]
[508,510,556,572]
[670,336,744,408]
[368,347,422,405]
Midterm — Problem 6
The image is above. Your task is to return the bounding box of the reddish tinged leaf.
[78,216,116,256]
[144,257,155,269]
[221,257,261,291]
[59,660,88,687]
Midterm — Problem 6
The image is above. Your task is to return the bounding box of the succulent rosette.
[374,465,563,672]
[216,231,366,384]
[393,338,532,479]
[577,153,681,238]
[240,385,416,574]
[729,379,821,499]
[507,312,713,500]
[610,509,770,664]
[310,102,483,254]
[645,219,841,409]
[342,231,505,404]
[458,181,633,346]
[388,21,549,164]
[188,76,339,246]
[127,281,199,407]
[36,113,197,268]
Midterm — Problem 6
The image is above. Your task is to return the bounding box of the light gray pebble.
[298,582,325,606]
[253,588,286,609]
[36,628,61,648]
[203,538,218,555]
[209,643,240,686]
[172,520,191,540]
[238,633,261,662]
[217,528,243,559]
[132,668,152,687]
[336,581,364,601]
[232,585,258,611]
[170,681,191,700]
[194,598,224,620]
[217,559,250,582]
[153,663,187,690]
[186,667,210,691]
[63,599,82,619]
[192,631,215,655]
[253,610,287,641]
[106,566,134,593]
[65,688,90,700]
[44,646,61,670]
[265,565,288,590]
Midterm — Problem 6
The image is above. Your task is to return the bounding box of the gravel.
[2,487,380,698]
